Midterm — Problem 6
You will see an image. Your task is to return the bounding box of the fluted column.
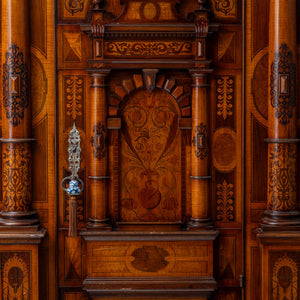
[0,0,38,226]
[189,71,212,230]
[260,0,300,230]
[87,70,111,229]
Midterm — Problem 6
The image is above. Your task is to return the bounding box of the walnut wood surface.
[1,0,300,299]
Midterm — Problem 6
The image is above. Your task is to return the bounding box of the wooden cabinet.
[0,0,299,299]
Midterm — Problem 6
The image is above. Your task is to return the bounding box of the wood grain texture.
[87,240,213,278]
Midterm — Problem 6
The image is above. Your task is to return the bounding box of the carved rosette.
[270,43,296,125]
[268,144,296,211]
[214,0,235,16]
[90,122,106,159]
[65,0,85,15]
[3,44,29,127]
[192,123,208,159]
[2,143,32,212]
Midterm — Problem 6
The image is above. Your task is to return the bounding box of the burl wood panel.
[87,241,212,278]
[120,88,182,223]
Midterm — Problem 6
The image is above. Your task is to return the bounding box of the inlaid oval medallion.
[131,246,169,272]
[213,128,236,172]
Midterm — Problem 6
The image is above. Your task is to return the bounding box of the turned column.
[189,71,212,229]
[87,70,111,229]
[260,0,300,230]
[0,0,38,226]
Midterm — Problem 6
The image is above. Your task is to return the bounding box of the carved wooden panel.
[104,41,194,58]
[88,241,212,278]
[0,251,31,300]
[120,89,182,223]
[59,232,86,286]
[269,251,300,300]
[58,70,88,228]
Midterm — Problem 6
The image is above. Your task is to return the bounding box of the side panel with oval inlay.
[87,241,212,278]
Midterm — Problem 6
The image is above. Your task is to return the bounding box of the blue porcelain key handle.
[61,124,84,236]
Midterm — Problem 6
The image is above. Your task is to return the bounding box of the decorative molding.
[268,144,296,211]
[64,76,84,121]
[65,0,85,15]
[216,76,234,120]
[272,254,298,300]
[105,41,193,57]
[3,44,29,127]
[192,123,208,159]
[91,122,106,159]
[216,179,234,221]
[270,43,296,125]
[2,143,32,212]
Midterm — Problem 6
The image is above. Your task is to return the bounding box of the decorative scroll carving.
[270,43,296,125]
[64,76,84,121]
[105,41,193,57]
[3,44,29,126]
[91,122,106,159]
[272,254,298,300]
[2,252,30,300]
[65,0,85,15]
[217,76,234,120]
[192,123,208,159]
[268,144,296,211]
[131,246,169,272]
[216,179,234,221]
[2,144,31,212]
[214,0,235,16]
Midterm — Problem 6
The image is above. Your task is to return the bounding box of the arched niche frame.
[106,69,192,228]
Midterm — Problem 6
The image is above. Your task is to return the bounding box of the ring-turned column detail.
[260,0,300,231]
[189,72,213,230]
[87,70,111,229]
[0,0,38,226]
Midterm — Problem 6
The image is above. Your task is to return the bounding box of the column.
[189,71,213,229]
[87,70,111,229]
[0,0,38,226]
[260,0,300,230]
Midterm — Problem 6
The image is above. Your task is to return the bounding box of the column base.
[260,210,300,231]
[0,211,40,226]
[87,217,111,230]
[188,217,214,231]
